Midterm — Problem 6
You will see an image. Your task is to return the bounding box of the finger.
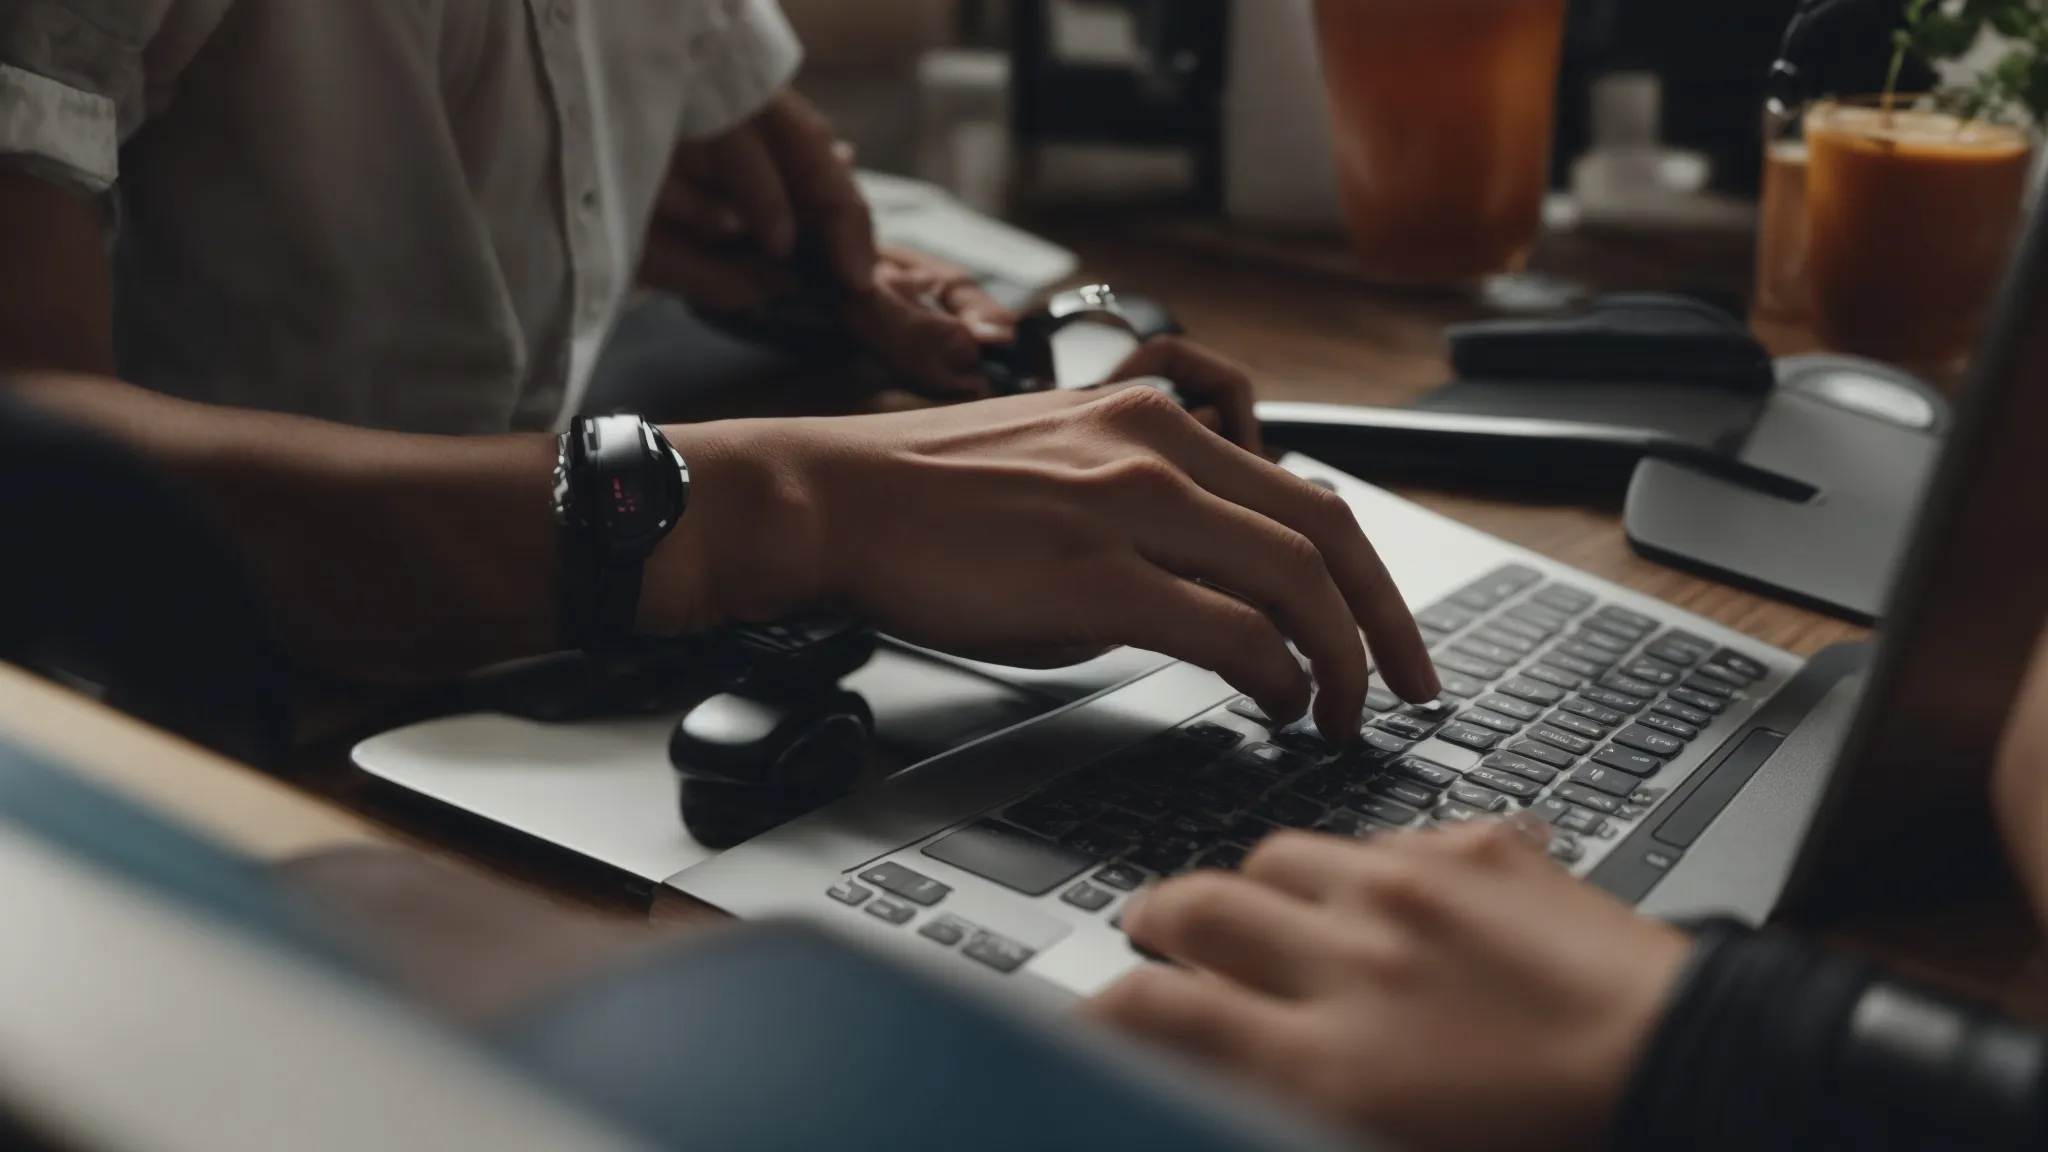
[1109,335,1260,454]
[1124,872,1339,998]
[938,279,1018,342]
[638,228,793,314]
[1189,405,1223,434]
[1086,963,1293,1073]
[1095,374,1437,703]
[1241,829,1370,904]
[713,128,797,261]
[1103,565,1312,726]
[1128,479,1369,741]
[762,92,877,293]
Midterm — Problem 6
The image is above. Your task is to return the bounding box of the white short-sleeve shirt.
[0,0,802,432]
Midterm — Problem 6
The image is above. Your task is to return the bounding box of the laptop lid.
[1777,176,2048,922]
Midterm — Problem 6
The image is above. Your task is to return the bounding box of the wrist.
[638,419,826,638]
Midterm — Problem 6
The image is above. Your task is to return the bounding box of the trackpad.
[923,821,1095,896]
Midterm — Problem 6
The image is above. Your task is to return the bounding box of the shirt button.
[580,186,598,212]
[550,0,573,27]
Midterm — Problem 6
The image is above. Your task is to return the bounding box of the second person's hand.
[644,364,1438,739]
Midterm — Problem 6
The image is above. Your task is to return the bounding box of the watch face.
[601,473,660,538]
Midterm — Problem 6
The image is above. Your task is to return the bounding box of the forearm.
[1612,922,2048,1152]
[5,372,562,685]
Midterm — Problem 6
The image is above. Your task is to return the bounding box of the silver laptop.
[672,188,2048,1001]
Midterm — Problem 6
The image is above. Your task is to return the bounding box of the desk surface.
[6,214,2039,1022]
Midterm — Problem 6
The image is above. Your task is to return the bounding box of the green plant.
[1886,0,2048,123]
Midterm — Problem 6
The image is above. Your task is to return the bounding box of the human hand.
[639,89,875,313]
[646,382,1436,738]
[1995,625,2048,925]
[836,244,1017,397]
[1088,823,1691,1152]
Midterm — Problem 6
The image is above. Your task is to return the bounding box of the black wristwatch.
[552,414,690,651]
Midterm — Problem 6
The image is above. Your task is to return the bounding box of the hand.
[1088,823,1691,1152]
[838,245,1017,397]
[646,382,1437,738]
[1995,625,2048,925]
[639,89,875,313]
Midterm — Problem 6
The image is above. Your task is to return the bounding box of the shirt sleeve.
[0,0,185,194]
[671,0,803,142]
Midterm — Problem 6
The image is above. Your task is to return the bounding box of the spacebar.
[922,821,1095,897]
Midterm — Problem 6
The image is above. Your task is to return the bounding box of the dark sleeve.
[1610,920,2048,1152]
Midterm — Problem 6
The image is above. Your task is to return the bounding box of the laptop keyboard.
[836,564,1769,966]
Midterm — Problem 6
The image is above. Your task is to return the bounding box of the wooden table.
[268,212,2040,1019]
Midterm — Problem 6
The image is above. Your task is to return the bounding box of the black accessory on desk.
[552,414,689,651]
[670,617,879,848]
[981,283,1182,396]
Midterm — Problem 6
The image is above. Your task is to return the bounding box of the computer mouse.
[1446,290,1774,393]
[671,689,873,848]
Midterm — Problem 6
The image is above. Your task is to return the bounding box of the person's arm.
[1091,822,2048,1152]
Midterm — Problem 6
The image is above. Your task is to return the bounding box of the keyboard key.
[1289,768,1353,805]
[1645,633,1712,666]
[1497,678,1566,706]
[1254,793,1326,828]
[1473,626,1538,655]
[1273,719,1336,757]
[1437,652,1510,681]
[1557,807,1607,836]
[1159,813,1226,842]
[1539,651,1604,679]
[1598,671,1665,699]
[1227,696,1272,725]
[1415,603,1478,634]
[1543,711,1607,741]
[1431,801,1488,824]
[1613,724,1686,758]
[1392,756,1461,789]
[1181,721,1246,752]
[1637,712,1699,740]
[1129,838,1203,874]
[1554,639,1621,667]
[1680,675,1735,700]
[1063,882,1116,911]
[1448,781,1510,811]
[963,931,1035,974]
[1531,583,1596,613]
[1093,863,1147,891]
[1450,586,1503,612]
[1571,628,1635,656]
[919,916,968,946]
[1476,693,1542,721]
[1232,742,1310,776]
[1667,687,1726,714]
[858,862,953,907]
[1458,709,1523,734]
[1481,751,1560,784]
[1464,766,1541,799]
[1505,603,1572,633]
[1367,776,1439,808]
[1099,783,1171,820]
[1373,712,1442,742]
[1654,699,1713,727]
[1062,827,1136,860]
[1532,797,1572,824]
[1207,764,1273,802]
[827,880,872,907]
[1580,686,1650,713]
[1318,810,1395,839]
[1402,698,1458,722]
[1363,685,1402,712]
[1553,783,1622,814]
[1708,649,1769,682]
[1194,844,1248,871]
[1488,615,1552,644]
[1224,814,1281,847]
[1437,722,1505,752]
[1549,836,1586,864]
[1450,565,1543,612]
[1354,795,1424,825]
[1594,605,1659,633]
[865,898,915,925]
[1354,728,1415,761]
[924,821,1095,896]
[1567,763,1640,798]
[1560,697,1625,727]
[1592,745,1664,776]
[1619,658,1681,687]
[1523,664,1586,691]
[1506,738,1577,768]
[1528,725,1596,756]
[1435,671,1488,699]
